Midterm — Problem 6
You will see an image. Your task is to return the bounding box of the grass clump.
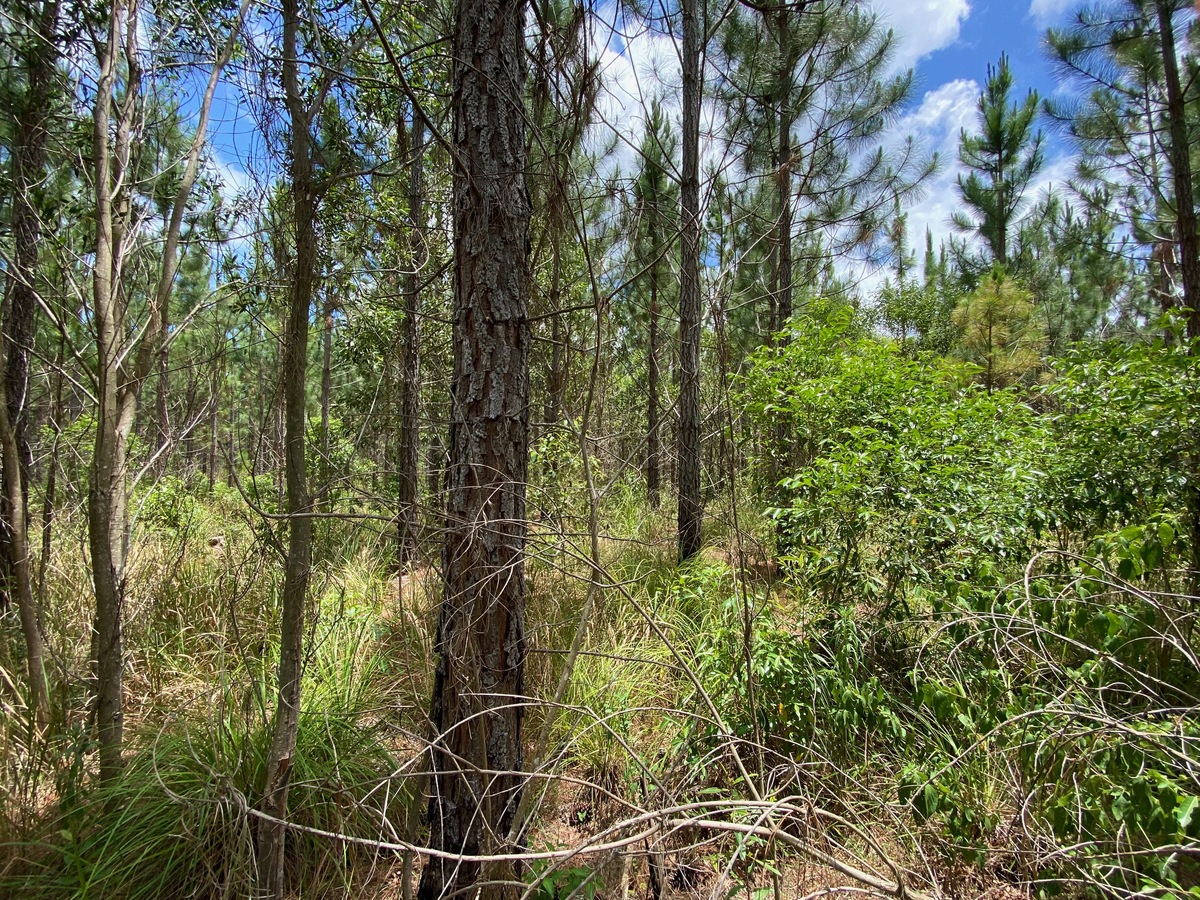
[4,607,412,900]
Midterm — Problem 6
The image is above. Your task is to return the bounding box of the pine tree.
[419,0,532,893]
[631,100,678,510]
[953,268,1046,392]
[953,54,1045,273]
[1047,0,1200,336]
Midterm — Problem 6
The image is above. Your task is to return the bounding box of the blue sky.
[870,0,1081,272]
[585,0,1088,293]
[202,0,1086,286]
[913,1,1066,102]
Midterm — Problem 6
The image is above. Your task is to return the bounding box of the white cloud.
[870,0,970,71]
[852,79,1079,296]
[893,79,980,252]
[1028,0,1074,26]
[588,8,728,196]
[210,151,251,197]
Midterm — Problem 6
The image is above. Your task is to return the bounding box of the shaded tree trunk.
[769,7,794,491]
[0,326,47,723]
[1,0,58,716]
[774,7,793,331]
[647,266,660,510]
[677,0,703,563]
[38,339,64,606]
[1,0,58,616]
[545,242,565,427]
[398,111,425,567]
[256,0,316,891]
[417,0,531,894]
[1156,0,1200,340]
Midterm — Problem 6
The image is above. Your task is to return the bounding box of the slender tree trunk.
[417,0,531,893]
[155,213,171,464]
[426,435,441,503]
[38,339,63,605]
[1156,0,1199,340]
[321,299,333,437]
[1,0,58,614]
[256,0,316,891]
[89,0,140,784]
[208,368,219,491]
[317,295,333,508]
[546,241,565,427]
[774,7,793,332]
[0,328,47,723]
[88,0,245,785]
[770,9,794,492]
[677,0,703,563]
[227,386,236,488]
[647,260,660,509]
[398,112,425,567]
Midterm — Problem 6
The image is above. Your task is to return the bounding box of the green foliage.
[952,268,1046,391]
[693,597,909,763]
[530,422,600,529]
[527,853,604,900]
[876,276,958,358]
[6,617,405,900]
[1044,324,1200,536]
[742,308,1052,604]
[953,54,1045,270]
[737,308,1200,892]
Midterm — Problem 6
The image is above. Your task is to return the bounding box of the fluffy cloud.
[852,78,1078,295]
[1028,0,1075,26]
[870,0,970,71]
[887,80,979,266]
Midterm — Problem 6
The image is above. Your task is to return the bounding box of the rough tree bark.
[398,111,425,567]
[417,0,531,893]
[256,0,316,890]
[1156,0,1199,340]
[1,0,58,618]
[1156,0,1200,594]
[1,0,59,718]
[677,0,703,563]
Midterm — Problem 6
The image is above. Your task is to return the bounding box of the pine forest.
[2,0,1200,897]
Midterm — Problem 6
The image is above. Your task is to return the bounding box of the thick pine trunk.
[417,0,531,894]
[256,0,316,891]
[1158,0,1200,593]
[1,0,58,712]
[1157,1,1200,334]
[398,113,425,567]
[677,0,703,563]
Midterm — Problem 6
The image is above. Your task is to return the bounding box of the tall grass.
[4,600,414,899]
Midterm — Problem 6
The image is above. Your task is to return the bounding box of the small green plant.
[526,851,604,900]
